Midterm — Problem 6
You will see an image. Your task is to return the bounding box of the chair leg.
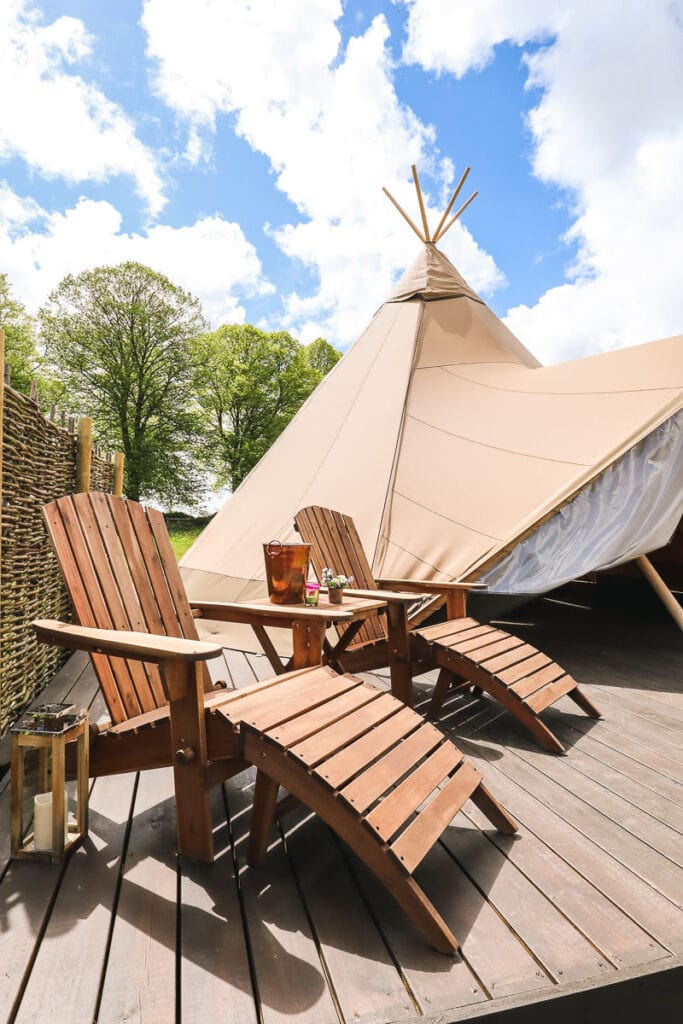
[163,660,214,863]
[428,668,454,718]
[242,728,460,954]
[247,772,280,866]
[470,782,518,834]
[567,686,602,719]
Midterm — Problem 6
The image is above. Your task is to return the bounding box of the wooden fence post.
[113,451,125,497]
[76,417,92,493]
[1,329,5,707]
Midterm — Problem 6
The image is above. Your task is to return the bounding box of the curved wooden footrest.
[215,669,517,954]
[413,618,601,754]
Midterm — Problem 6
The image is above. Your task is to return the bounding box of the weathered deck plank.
[13,773,136,1024]
[180,787,257,1024]
[0,590,682,1023]
[97,767,178,1024]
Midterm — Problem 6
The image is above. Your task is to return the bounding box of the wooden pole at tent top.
[383,163,478,245]
[434,190,479,242]
[411,164,431,242]
[381,187,426,243]
[432,166,470,242]
[635,555,683,633]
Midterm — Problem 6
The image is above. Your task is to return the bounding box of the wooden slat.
[341,721,445,812]
[244,674,361,732]
[71,493,157,714]
[213,665,334,718]
[436,624,495,645]
[107,495,166,635]
[391,761,482,873]
[217,669,342,727]
[52,497,144,720]
[475,642,538,674]
[127,499,184,639]
[526,674,577,713]
[448,626,511,651]
[365,742,462,842]
[318,506,386,644]
[147,505,203,643]
[296,506,386,647]
[88,493,166,707]
[291,692,400,767]
[497,652,552,685]
[43,502,129,724]
[473,634,528,659]
[511,662,567,699]
[320,705,420,789]
[268,683,381,747]
[414,617,479,643]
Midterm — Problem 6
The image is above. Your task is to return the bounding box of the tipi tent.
[182,171,683,631]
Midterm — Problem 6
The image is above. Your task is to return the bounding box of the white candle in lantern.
[33,791,69,851]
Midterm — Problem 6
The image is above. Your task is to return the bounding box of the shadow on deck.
[0,583,682,1023]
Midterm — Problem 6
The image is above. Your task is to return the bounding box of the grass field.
[165,515,210,559]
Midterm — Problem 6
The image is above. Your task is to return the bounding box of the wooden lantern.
[10,704,89,862]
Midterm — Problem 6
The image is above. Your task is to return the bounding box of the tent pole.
[411,164,431,242]
[433,190,479,241]
[432,166,470,241]
[635,555,683,632]
[382,187,426,243]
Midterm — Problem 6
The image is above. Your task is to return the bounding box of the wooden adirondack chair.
[294,505,601,755]
[33,491,519,954]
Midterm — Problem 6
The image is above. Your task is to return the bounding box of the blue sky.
[1,1,681,363]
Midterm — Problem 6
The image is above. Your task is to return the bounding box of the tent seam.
[371,300,427,568]
[438,365,683,396]
[406,413,590,467]
[393,489,500,540]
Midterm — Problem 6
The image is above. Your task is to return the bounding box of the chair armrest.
[376,578,488,594]
[341,587,425,605]
[32,619,224,663]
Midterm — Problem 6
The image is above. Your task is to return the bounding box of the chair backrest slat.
[295,506,387,647]
[86,491,167,708]
[44,493,212,725]
[147,506,204,642]
[43,498,132,723]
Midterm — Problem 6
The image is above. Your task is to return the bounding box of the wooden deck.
[1,583,682,1023]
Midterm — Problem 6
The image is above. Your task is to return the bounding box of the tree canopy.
[0,274,39,394]
[40,262,208,505]
[303,337,342,376]
[193,324,334,491]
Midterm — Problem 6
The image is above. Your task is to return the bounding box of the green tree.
[40,262,208,505]
[194,324,328,490]
[0,274,39,394]
[303,337,342,376]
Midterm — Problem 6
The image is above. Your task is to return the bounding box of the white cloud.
[0,0,165,216]
[401,0,683,363]
[402,0,555,77]
[142,0,503,346]
[0,182,271,325]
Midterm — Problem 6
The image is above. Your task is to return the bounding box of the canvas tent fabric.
[181,243,683,628]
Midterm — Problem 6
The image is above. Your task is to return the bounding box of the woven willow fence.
[0,332,122,737]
